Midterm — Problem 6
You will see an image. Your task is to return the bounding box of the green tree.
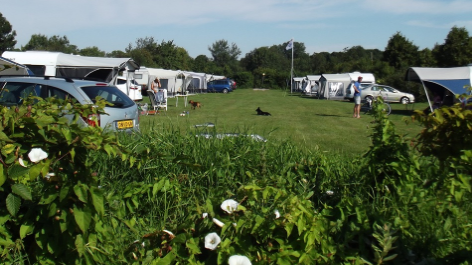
[106,50,129,58]
[208,39,241,75]
[383,32,419,70]
[0,12,17,52]
[78,46,106,57]
[433,26,472,67]
[22,34,78,54]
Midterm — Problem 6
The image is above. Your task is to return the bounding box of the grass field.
[138,89,428,157]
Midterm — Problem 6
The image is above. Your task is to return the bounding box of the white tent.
[184,71,207,93]
[303,75,321,94]
[292,77,305,92]
[2,51,139,84]
[0,56,34,76]
[206,74,226,82]
[405,66,472,111]
[318,73,352,100]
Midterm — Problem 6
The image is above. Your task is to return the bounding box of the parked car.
[207,79,234,93]
[229,79,237,90]
[345,82,373,101]
[361,84,415,104]
[116,76,142,101]
[0,76,139,132]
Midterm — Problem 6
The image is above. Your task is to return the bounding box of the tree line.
[1,12,472,100]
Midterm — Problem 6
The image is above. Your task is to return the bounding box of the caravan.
[2,51,140,100]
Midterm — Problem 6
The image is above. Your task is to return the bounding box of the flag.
[285,39,293,50]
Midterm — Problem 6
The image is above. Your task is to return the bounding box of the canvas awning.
[405,66,472,111]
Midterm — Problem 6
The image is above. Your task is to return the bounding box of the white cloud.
[362,0,472,14]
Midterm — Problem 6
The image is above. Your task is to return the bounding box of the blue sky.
[3,0,472,59]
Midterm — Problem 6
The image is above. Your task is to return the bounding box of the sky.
[2,0,472,60]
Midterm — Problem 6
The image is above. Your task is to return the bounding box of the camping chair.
[147,89,167,111]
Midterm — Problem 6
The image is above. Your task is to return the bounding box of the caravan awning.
[0,56,34,76]
[405,67,472,95]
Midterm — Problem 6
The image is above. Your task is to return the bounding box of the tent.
[318,74,352,100]
[405,66,472,111]
[0,56,34,76]
[2,51,139,84]
[347,72,375,84]
[303,75,321,94]
[292,77,305,92]
[183,71,207,93]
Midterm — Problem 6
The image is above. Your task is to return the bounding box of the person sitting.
[432,92,442,110]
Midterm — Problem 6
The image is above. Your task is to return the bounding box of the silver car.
[0,76,139,132]
[361,84,415,104]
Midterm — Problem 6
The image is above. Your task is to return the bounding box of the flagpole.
[290,38,294,93]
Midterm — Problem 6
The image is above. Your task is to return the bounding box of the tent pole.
[420,79,434,113]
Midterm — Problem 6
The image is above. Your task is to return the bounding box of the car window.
[117,79,127,85]
[46,86,74,100]
[0,82,41,106]
[81,86,135,108]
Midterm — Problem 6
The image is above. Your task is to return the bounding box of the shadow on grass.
[315,114,346,118]
[390,109,416,116]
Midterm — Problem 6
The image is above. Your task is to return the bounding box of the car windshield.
[80,86,135,108]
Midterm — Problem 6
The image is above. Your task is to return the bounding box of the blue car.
[207,79,233,93]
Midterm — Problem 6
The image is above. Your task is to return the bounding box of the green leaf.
[1,144,15,156]
[6,193,21,216]
[75,234,85,257]
[383,254,398,262]
[90,187,104,217]
[38,189,58,204]
[153,178,166,196]
[8,164,30,179]
[29,163,43,181]
[11,183,32,200]
[154,250,176,265]
[0,164,5,187]
[73,183,89,203]
[20,224,35,239]
[73,205,92,234]
[186,238,201,255]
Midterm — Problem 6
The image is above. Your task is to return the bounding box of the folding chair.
[147,89,167,111]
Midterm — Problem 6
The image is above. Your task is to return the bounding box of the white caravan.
[2,51,140,99]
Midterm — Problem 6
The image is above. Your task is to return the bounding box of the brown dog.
[189,100,201,110]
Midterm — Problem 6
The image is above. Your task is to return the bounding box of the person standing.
[353,76,363,118]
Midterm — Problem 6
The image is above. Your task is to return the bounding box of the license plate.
[117,120,133,129]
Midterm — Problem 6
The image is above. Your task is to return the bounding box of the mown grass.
[138,89,427,157]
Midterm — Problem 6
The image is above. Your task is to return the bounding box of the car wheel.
[365,96,373,104]
[401,97,410,104]
[223,89,228,94]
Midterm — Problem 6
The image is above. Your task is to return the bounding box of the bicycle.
[360,93,392,115]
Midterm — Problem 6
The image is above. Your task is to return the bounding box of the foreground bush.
[1,96,471,264]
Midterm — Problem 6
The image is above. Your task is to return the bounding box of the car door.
[382,86,399,102]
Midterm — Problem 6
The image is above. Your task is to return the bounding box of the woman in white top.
[151,77,161,92]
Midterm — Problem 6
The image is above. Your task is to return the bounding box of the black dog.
[256,107,271,116]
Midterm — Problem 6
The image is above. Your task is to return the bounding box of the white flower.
[18,158,27,167]
[45,172,55,180]
[204,232,221,250]
[228,255,252,265]
[274,210,280,219]
[212,218,225,227]
[326,190,334,196]
[202,213,208,219]
[163,230,174,236]
[220,199,239,214]
[133,239,140,243]
[141,242,145,248]
[28,148,48,163]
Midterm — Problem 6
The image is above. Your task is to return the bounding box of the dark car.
[207,79,234,93]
